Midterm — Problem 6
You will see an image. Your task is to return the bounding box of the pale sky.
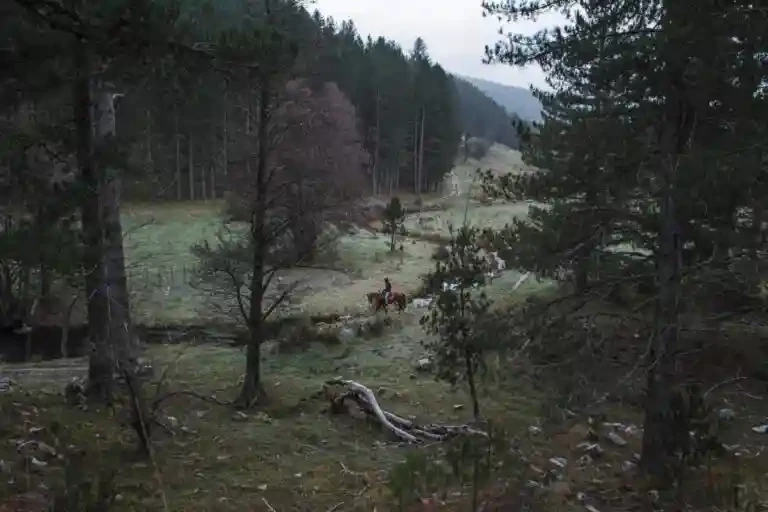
[312,0,562,90]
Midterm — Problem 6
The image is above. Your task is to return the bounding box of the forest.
[0,0,767,510]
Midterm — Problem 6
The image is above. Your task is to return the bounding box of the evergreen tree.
[484,0,768,483]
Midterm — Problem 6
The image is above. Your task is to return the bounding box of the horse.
[366,291,407,313]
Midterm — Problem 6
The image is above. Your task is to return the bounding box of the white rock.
[718,408,736,421]
[752,423,768,434]
[339,327,356,342]
[606,431,627,446]
[548,457,568,468]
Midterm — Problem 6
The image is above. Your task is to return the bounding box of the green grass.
[0,324,543,511]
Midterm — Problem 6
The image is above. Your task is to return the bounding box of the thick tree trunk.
[640,85,689,483]
[73,40,112,402]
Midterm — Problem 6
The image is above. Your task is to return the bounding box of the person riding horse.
[382,277,392,305]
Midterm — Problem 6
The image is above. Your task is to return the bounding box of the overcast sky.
[312,0,562,90]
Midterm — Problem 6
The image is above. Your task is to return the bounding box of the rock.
[231,411,249,422]
[339,327,356,342]
[415,358,432,371]
[528,425,542,435]
[718,408,736,421]
[622,460,637,472]
[577,442,604,457]
[0,376,13,392]
[453,404,464,411]
[751,423,768,434]
[606,431,627,447]
[548,457,568,469]
[30,456,47,468]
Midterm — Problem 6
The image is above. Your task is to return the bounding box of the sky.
[311,0,562,90]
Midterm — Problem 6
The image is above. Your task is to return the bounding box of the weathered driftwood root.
[324,378,488,443]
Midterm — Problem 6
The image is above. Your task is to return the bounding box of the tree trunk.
[175,109,181,201]
[201,165,207,200]
[640,88,689,483]
[372,89,380,196]
[418,106,426,194]
[145,108,153,173]
[73,40,112,403]
[210,166,216,199]
[188,134,194,201]
[236,71,271,407]
[223,80,229,181]
[413,120,419,194]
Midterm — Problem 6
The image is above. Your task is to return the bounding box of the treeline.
[109,2,518,201]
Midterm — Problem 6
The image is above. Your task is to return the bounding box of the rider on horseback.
[381,277,392,304]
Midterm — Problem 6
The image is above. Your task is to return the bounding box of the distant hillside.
[451,76,521,149]
[458,75,543,123]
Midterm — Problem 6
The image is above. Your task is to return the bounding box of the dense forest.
[3,0,519,203]
[3,0,764,509]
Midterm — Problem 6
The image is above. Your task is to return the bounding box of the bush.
[432,245,450,261]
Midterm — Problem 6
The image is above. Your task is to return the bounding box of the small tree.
[420,224,491,420]
[384,196,405,251]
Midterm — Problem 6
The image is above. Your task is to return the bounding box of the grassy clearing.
[0,320,543,511]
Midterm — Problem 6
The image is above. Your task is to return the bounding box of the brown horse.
[366,291,407,313]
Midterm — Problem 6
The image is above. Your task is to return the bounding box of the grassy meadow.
[3,145,766,511]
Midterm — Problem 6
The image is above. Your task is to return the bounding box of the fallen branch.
[324,378,488,443]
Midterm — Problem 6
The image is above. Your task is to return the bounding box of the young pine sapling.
[384,196,406,252]
[420,224,491,420]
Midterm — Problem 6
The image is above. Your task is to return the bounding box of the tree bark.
[73,38,111,402]
[418,106,426,194]
[640,87,689,483]
[188,134,194,201]
[175,108,181,201]
[236,71,272,407]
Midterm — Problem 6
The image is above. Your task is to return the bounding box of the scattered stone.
[623,424,641,436]
[257,484,268,491]
[453,404,464,411]
[415,358,432,371]
[751,423,768,434]
[718,408,736,421]
[585,505,601,512]
[577,442,604,457]
[35,441,56,459]
[528,425,541,435]
[30,456,47,468]
[166,416,180,428]
[0,460,6,472]
[577,454,593,466]
[606,431,627,447]
[548,457,568,469]
[0,377,14,393]
[622,460,637,472]
[231,411,249,422]
[339,327,356,342]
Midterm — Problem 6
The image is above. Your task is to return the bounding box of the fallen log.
[324,378,488,443]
